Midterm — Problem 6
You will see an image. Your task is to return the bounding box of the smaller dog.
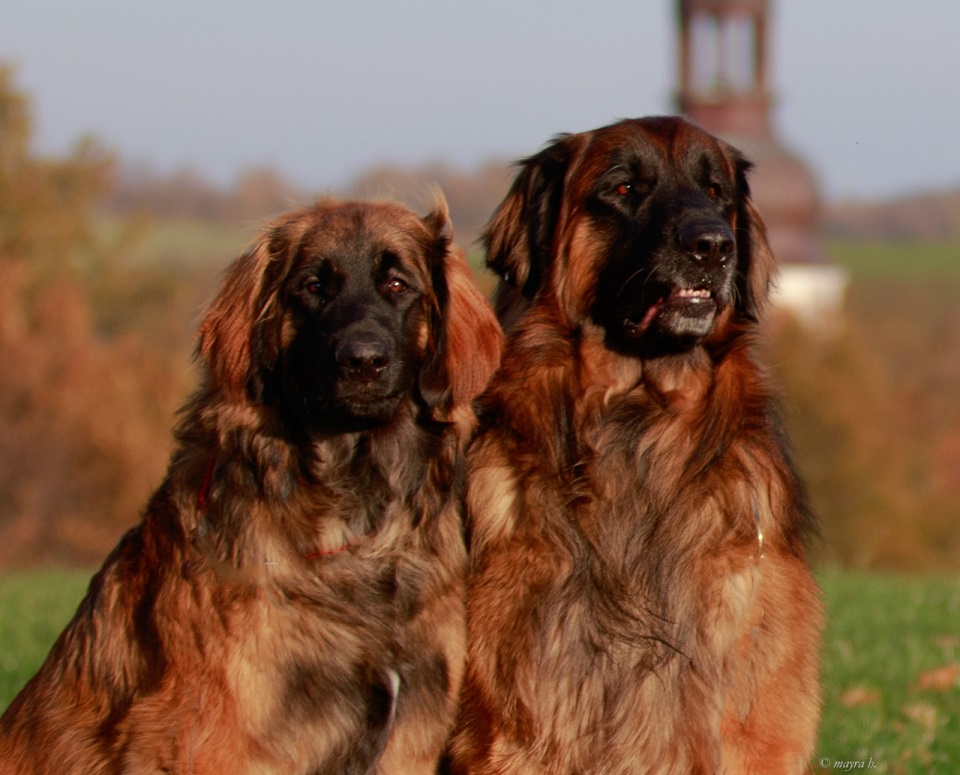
[0,198,502,774]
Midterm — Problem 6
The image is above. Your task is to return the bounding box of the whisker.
[616,267,654,300]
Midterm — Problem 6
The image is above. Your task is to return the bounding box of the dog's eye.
[706,183,721,199]
[386,277,409,294]
[615,183,633,197]
[302,278,332,305]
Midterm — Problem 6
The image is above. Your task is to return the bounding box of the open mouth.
[622,287,715,338]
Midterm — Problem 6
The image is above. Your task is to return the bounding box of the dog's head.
[486,116,775,356]
[197,198,502,432]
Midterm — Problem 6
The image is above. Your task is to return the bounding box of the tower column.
[674,0,842,304]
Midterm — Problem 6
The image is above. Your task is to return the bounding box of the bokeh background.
[1,0,957,570]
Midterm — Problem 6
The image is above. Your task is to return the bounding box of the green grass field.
[0,570,91,705]
[824,238,960,281]
[816,573,960,773]
[1,570,957,771]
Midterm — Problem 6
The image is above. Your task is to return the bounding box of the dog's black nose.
[678,221,735,265]
[336,337,391,375]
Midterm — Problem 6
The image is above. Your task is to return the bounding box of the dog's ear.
[419,198,504,414]
[733,155,776,322]
[484,136,574,304]
[439,247,504,410]
[197,216,302,402]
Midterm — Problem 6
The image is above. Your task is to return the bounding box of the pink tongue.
[638,299,663,332]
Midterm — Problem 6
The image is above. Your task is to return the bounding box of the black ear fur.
[483,136,575,302]
[245,228,300,403]
[732,153,776,323]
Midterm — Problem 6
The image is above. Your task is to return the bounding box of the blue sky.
[3,0,958,201]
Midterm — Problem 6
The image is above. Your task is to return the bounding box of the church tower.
[676,0,846,325]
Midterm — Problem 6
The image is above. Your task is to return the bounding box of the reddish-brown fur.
[446,118,822,774]
[0,198,503,774]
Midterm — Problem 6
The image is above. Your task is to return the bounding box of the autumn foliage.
[766,277,960,570]
[0,66,958,570]
[0,67,195,565]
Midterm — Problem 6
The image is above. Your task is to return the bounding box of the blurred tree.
[230,166,305,222]
[767,279,960,571]
[0,64,957,571]
[344,160,512,250]
[0,66,113,278]
[0,65,190,566]
[767,316,915,568]
[107,163,223,221]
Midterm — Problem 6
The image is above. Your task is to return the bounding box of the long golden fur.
[0,198,503,774]
[445,117,822,774]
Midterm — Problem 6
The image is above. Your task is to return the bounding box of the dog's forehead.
[293,203,430,268]
[581,118,735,178]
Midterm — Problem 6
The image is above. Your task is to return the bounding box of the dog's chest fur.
[89,415,466,772]
[467,343,774,771]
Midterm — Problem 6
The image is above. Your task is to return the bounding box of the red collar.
[197,457,216,511]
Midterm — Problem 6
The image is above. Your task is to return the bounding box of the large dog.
[445,117,822,774]
[0,198,502,774]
